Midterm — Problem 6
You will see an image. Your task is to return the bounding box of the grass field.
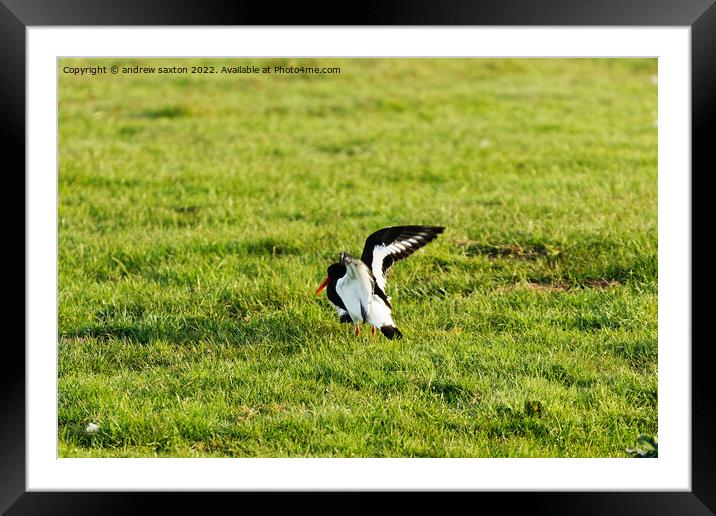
[58,58,658,457]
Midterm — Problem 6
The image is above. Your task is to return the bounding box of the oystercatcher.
[316,225,445,339]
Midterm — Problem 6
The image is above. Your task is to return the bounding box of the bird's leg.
[354,324,361,336]
[371,326,376,337]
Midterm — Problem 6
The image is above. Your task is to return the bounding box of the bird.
[315,225,445,339]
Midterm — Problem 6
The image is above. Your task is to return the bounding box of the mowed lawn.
[58,58,657,457]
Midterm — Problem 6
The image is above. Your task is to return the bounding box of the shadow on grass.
[138,105,191,119]
[63,314,309,351]
[487,404,550,439]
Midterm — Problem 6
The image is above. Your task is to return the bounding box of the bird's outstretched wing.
[360,225,445,291]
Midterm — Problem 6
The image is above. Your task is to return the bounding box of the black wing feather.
[361,225,445,278]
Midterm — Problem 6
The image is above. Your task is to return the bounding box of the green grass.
[58,58,658,457]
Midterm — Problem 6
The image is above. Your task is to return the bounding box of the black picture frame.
[4,1,712,514]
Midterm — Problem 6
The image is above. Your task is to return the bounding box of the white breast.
[336,259,374,323]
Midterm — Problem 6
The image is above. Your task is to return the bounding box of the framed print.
[5,0,713,513]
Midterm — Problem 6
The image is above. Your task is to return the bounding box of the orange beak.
[316,276,329,295]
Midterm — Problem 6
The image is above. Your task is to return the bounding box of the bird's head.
[315,261,347,295]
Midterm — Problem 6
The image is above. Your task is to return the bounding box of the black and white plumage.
[316,225,445,339]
